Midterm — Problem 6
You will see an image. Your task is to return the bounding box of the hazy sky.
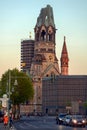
[0,0,87,78]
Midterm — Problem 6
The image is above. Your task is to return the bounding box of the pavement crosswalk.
[0,123,17,130]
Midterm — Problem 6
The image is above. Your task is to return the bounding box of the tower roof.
[36,5,55,27]
[61,36,68,55]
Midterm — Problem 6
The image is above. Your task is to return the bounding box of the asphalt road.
[13,116,87,130]
[0,123,16,130]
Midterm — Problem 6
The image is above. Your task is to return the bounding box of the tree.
[0,68,34,118]
[66,101,71,114]
[83,101,87,116]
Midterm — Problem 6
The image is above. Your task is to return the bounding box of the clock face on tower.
[48,26,53,34]
[49,55,53,61]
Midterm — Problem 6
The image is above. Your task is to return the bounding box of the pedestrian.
[9,116,13,129]
[3,115,8,128]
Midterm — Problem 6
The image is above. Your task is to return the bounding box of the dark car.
[69,115,86,127]
[0,111,4,123]
[63,115,72,125]
[56,113,67,124]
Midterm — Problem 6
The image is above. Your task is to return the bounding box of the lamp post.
[8,70,12,129]
[7,69,32,129]
[7,70,18,130]
[8,69,11,109]
[7,69,30,121]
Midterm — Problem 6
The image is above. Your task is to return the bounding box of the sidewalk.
[0,123,16,130]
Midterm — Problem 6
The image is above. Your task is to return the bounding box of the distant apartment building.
[21,39,35,72]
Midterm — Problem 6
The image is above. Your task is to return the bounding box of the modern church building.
[42,75,87,115]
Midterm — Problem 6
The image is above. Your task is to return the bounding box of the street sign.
[2,99,7,107]
[0,94,8,108]
[71,101,79,114]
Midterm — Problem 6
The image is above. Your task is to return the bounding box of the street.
[0,123,16,130]
[13,116,87,130]
[0,116,87,130]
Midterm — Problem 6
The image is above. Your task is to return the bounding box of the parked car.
[0,111,4,123]
[69,115,86,127]
[63,115,72,126]
[56,113,67,124]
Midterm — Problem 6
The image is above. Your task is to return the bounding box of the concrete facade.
[42,75,87,115]
[21,39,35,72]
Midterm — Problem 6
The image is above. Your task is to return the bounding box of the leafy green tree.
[83,101,87,115]
[0,68,34,118]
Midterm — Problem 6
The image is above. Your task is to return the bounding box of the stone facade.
[21,5,69,112]
[30,5,60,112]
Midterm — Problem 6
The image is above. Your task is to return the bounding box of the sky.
[0,0,87,78]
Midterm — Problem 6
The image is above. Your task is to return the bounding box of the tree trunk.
[12,104,20,120]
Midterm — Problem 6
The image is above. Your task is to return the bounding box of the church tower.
[30,5,60,112]
[60,36,69,75]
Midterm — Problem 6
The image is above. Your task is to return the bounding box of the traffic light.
[46,108,48,114]
[8,100,12,110]
[9,103,11,110]
[0,100,2,109]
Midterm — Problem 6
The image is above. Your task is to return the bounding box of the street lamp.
[7,70,18,129]
[7,69,33,129]
[7,69,30,119]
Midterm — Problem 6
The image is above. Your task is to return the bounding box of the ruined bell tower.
[30,5,60,112]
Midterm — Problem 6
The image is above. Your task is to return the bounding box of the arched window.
[48,33,52,41]
[46,74,49,77]
[48,26,53,41]
[41,30,46,41]
[36,32,39,41]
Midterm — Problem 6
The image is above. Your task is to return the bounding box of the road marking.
[19,124,25,129]
[24,121,38,128]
